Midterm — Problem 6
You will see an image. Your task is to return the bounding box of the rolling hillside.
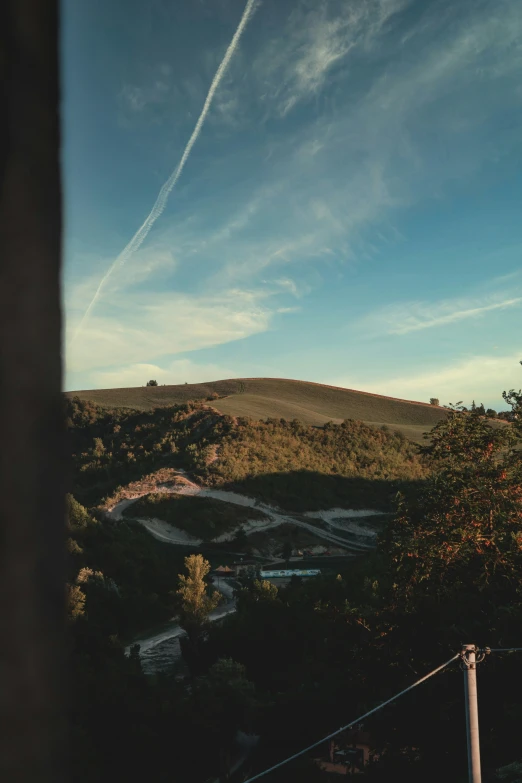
[66,377,447,442]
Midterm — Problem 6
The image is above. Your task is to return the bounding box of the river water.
[127,581,237,675]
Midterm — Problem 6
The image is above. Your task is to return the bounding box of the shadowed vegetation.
[221,472,423,513]
[126,493,268,540]
[66,396,428,511]
[200,417,427,511]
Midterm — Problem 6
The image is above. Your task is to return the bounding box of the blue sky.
[63,0,522,409]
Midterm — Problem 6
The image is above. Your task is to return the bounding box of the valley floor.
[112,467,386,674]
[106,468,384,554]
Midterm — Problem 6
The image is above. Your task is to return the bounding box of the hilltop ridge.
[66,377,447,443]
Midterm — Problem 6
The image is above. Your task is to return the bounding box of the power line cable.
[241,653,460,783]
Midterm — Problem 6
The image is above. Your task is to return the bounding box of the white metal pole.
[462,644,482,783]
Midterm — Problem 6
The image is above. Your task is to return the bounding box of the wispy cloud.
[65,243,178,311]
[79,357,237,392]
[66,285,275,374]
[65,0,522,391]
[371,294,522,336]
[73,0,258,341]
[177,0,522,287]
[271,278,302,297]
[255,0,409,116]
[350,352,522,408]
[120,77,170,113]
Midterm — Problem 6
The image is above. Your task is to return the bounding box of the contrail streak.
[73,0,258,343]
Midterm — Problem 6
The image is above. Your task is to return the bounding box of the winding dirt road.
[114,469,382,672]
[106,471,380,552]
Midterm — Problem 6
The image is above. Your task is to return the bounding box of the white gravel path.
[106,471,382,549]
[304,508,388,539]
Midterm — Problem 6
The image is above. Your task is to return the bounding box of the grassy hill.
[66,377,448,442]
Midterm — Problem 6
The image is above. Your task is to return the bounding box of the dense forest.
[66,385,522,782]
[67,397,427,510]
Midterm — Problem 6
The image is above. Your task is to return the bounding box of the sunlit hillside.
[66,377,448,443]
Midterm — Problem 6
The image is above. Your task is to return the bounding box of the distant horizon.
[63,0,522,412]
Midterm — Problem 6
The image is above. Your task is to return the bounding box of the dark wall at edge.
[0,1,66,781]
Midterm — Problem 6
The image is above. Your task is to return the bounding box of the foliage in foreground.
[66,494,181,638]
[386,404,522,599]
[199,392,522,782]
